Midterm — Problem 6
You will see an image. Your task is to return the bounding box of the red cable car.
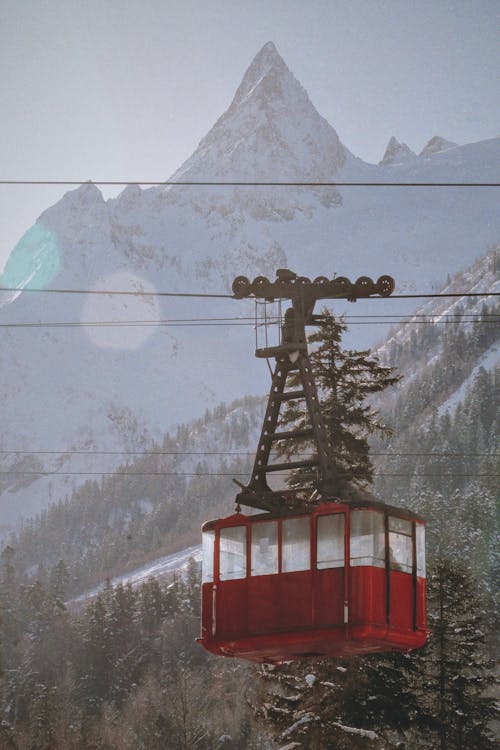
[198,271,427,663]
[198,500,426,663]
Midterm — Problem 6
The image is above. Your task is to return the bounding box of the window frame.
[250,519,279,577]
[350,509,385,569]
[316,513,345,570]
[202,529,215,583]
[388,515,413,574]
[415,522,426,578]
[281,516,311,573]
[219,525,247,581]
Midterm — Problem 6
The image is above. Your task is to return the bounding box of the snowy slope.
[70,544,202,604]
[0,41,498,528]
[437,340,498,417]
[374,248,499,413]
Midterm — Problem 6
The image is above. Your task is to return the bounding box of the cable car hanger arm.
[231,269,395,512]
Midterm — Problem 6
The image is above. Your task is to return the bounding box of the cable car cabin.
[198,500,426,664]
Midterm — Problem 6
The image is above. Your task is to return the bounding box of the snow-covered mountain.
[171,41,349,183]
[375,247,499,408]
[378,134,460,165]
[419,135,458,157]
[0,41,498,528]
[379,136,417,165]
[69,544,203,606]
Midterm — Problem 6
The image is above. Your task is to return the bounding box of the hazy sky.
[1,0,498,271]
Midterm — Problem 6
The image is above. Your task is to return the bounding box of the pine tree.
[408,559,497,749]
[79,592,112,711]
[257,660,393,749]
[277,310,399,489]
[48,558,70,603]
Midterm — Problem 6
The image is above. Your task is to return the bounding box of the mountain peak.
[170,42,347,182]
[231,41,288,106]
[420,135,458,156]
[379,136,416,166]
[260,40,278,54]
[39,182,107,238]
[252,40,281,64]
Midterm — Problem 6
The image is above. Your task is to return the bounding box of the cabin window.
[350,510,385,568]
[317,514,345,569]
[251,521,278,576]
[416,523,426,577]
[388,516,413,573]
[202,530,215,583]
[282,517,310,572]
[219,526,247,580]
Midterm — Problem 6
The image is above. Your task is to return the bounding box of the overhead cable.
[0,287,232,298]
[1,470,497,478]
[1,179,499,187]
[0,286,498,300]
[1,449,497,458]
[0,315,497,329]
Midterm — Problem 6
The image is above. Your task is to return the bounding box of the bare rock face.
[419,135,458,156]
[379,136,416,166]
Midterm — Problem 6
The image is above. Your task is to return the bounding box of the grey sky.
[1,0,498,271]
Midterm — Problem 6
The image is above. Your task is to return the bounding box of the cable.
[0,320,260,329]
[1,317,498,329]
[0,470,250,477]
[1,180,499,187]
[1,449,497,458]
[1,318,498,329]
[1,286,498,300]
[1,470,497,478]
[2,449,254,456]
[0,287,232,299]
[0,309,498,328]
[0,315,262,329]
[387,292,500,300]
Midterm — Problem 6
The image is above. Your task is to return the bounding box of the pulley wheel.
[313,276,329,286]
[355,276,375,296]
[332,276,351,293]
[232,276,251,298]
[252,276,270,294]
[376,275,395,296]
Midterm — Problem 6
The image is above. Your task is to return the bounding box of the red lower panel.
[350,566,386,625]
[201,570,427,664]
[313,568,344,627]
[198,623,427,664]
[200,584,215,640]
[416,577,426,630]
[246,571,314,634]
[390,571,413,630]
[248,575,279,634]
[276,571,312,630]
[215,580,248,639]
